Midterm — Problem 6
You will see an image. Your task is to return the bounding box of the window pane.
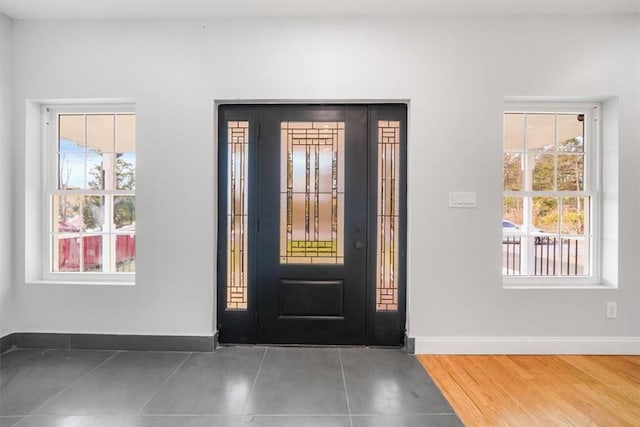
[114,196,136,230]
[557,114,584,153]
[557,154,584,191]
[59,115,85,151]
[504,113,525,151]
[116,235,136,272]
[83,196,104,232]
[503,153,523,191]
[54,235,81,272]
[58,152,85,190]
[503,196,523,227]
[532,153,555,191]
[53,195,81,232]
[82,235,103,272]
[116,153,136,190]
[560,237,589,276]
[526,114,555,152]
[86,114,114,153]
[561,197,589,235]
[533,197,559,234]
[86,151,104,190]
[116,114,136,152]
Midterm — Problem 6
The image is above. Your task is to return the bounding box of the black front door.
[217,104,406,346]
[255,106,368,344]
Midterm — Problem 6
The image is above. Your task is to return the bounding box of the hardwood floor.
[418,355,640,427]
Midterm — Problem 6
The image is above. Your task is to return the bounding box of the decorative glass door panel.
[376,120,400,311]
[226,121,249,310]
[280,122,345,265]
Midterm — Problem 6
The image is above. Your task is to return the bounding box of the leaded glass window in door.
[280,122,345,265]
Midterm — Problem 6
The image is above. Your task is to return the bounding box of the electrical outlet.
[606,301,617,319]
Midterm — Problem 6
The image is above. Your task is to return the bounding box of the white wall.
[0,13,13,338]
[10,16,640,350]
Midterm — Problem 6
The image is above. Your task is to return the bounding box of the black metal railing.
[503,236,583,276]
[503,236,521,275]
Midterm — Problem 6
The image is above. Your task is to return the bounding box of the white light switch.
[449,191,477,208]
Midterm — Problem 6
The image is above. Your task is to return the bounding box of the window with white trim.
[45,105,136,279]
[503,103,599,282]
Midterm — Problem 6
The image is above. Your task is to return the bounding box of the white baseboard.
[414,336,640,355]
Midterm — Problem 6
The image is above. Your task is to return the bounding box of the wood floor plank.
[418,355,640,427]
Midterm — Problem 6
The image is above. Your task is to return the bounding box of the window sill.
[502,279,617,290]
[27,275,135,286]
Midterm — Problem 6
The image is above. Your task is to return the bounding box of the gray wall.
[8,15,640,352]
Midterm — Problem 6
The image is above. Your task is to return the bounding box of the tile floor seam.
[26,350,121,416]
[338,348,354,427]
[242,346,269,416]
[136,351,193,415]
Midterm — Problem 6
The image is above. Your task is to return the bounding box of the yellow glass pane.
[376,120,400,312]
[280,121,344,265]
[226,121,249,310]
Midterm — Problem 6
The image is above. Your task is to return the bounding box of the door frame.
[216,102,408,346]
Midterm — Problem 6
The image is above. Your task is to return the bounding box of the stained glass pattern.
[280,122,345,265]
[227,121,249,310]
[376,120,400,311]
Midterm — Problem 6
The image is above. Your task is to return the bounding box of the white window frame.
[503,102,602,288]
[41,103,135,284]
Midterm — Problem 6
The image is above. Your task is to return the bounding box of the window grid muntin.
[503,107,596,279]
[51,111,136,275]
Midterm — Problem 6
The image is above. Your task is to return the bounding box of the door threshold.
[218,343,404,350]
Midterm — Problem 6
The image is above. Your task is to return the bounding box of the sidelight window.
[226,121,249,309]
[376,120,400,311]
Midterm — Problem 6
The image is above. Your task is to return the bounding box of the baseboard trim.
[414,336,640,355]
[6,333,215,352]
[404,333,415,354]
[1,333,15,354]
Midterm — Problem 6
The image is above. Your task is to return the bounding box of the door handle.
[355,241,366,250]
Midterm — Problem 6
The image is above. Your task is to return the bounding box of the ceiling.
[1,0,639,20]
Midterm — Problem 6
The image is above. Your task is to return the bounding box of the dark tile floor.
[0,347,462,427]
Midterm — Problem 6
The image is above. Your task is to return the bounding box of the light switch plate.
[449,191,477,208]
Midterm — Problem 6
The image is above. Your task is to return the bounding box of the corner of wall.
[0,12,14,337]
